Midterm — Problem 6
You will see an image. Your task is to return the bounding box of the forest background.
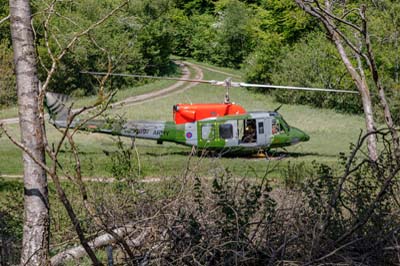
[1,0,399,120]
[2,0,400,265]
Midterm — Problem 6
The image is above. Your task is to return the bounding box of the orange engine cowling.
[173,103,247,124]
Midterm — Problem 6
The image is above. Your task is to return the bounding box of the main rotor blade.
[236,83,359,94]
[82,71,359,94]
[81,71,220,85]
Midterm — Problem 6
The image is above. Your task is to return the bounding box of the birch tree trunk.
[295,0,379,162]
[9,0,50,264]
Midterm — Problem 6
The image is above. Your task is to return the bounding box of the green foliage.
[259,0,316,43]
[0,179,23,264]
[300,139,400,264]
[365,1,400,123]
[211,172,275,238]
[242,32,283,83]
[105,137,140,183]
[271,32,363,113]
[0,179,23,240]
[32,0,178,96]
[184,0,257,68]
[173,0,216,15]
[168,8,194,57]
[189,14,218,62]
[0,39,16,106]
[167,172,277,265]
[3,0,400,117]
[281,161,309,189]
[212,0,254,68]
[0,0,10,42]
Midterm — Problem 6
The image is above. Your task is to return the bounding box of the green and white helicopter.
[46,74,358,155]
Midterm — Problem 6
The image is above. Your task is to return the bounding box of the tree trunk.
[9,0,50,264]
[330,33,378,161]
[294,0,379,162]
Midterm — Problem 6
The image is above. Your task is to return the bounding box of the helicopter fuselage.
[53,111,310,152]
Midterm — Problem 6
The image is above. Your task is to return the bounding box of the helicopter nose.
[291,127,310,142]
[302,132,310,142]
[298,129,310,142]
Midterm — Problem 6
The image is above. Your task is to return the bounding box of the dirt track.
[0,61,207,182]
[0,61,204,125]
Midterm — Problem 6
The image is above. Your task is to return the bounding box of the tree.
[295,0,400,162]
[269,32,362,113]
[8,0,49,264]
[3,1,129,264]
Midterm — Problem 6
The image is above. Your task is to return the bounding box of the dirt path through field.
[110,61,203,108]
[0,61,203,125]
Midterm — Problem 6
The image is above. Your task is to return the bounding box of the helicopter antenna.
[224,77,232,104]
[274,104,283,112]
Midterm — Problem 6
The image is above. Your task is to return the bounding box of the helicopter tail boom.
[45,92,72,122]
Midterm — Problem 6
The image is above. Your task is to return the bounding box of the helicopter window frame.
[258,122,264,134]
[279,117,290,132]
[219,123,233,139]
[272,119,283,135]
[201,123,215,140]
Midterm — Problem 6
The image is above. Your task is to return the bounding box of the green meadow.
[0,61,366,180]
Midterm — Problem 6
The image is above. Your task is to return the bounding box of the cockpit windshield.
[272,116,289,134]
[279,117,289,131]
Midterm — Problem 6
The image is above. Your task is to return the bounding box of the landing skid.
[263,148,288,160]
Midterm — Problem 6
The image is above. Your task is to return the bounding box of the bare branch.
[0,14,10,25]
[305,238,362,265]
[315,1,362,32]
[39,0,129,109]
[55,0,129,62]
[51,227,148,266]
[295,0,379,161]
[308,2,363,57]
[336,164,400,244]
[359,6,400,159]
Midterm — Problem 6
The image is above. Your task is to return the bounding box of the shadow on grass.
[267,150,339,159]
[142,147,339,160]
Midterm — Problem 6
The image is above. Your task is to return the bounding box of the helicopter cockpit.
[196,111,295,149]
[272,119,286,135]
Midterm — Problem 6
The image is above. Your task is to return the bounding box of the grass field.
[0,60,367,180]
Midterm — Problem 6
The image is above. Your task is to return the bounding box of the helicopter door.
[239,119,257,146]
[256,119,268,146]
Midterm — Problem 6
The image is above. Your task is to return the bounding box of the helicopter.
[45,72,358,154]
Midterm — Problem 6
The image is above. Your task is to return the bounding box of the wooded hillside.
[1,0,399,119]
[2,1,400,265]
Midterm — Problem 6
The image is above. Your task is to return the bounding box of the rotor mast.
[224,77,232,104]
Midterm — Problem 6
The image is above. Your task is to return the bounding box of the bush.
[21,131,400,265]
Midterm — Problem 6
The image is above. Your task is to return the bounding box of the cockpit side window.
[272,119,284,135]
[201,124,215,140]
[258,122,264,134]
